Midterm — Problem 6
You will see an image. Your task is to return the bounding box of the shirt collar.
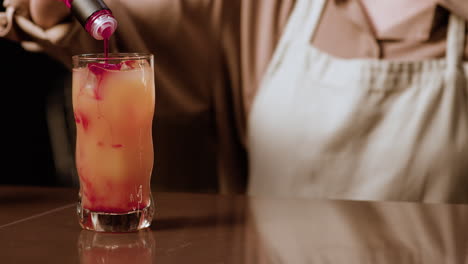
[334,0,443,42]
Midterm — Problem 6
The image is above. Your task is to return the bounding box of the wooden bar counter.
[1,186,467,263]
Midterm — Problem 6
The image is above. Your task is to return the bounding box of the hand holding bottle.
[29,0,117,40]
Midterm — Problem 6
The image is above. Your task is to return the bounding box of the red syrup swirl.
[86,63,121,100]
[86,60,141,101]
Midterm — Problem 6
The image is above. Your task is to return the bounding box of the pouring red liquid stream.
[104,36,109,58]
[102,27,111,59]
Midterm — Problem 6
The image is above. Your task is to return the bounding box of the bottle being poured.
[61,0,117,57]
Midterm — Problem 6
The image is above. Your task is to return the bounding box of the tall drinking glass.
[72,53,155,232]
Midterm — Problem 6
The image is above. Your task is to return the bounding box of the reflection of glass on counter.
[78,229,155,264]
[247,198,468,263]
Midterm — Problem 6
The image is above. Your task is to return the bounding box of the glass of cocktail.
[72,53,155,232]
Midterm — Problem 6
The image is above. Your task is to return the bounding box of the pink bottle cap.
[85,10,118,40]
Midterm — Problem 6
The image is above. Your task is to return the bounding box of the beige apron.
[247,0,468,203]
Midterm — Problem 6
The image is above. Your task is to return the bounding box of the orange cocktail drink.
[72,53,155,232]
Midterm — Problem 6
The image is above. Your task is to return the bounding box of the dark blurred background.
[1,37,74,186]
[1,1,74,187]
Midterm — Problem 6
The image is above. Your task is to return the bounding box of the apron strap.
[446,14,466,71]
[265,0,326,74]
[296,0,327,45]
[275,0,327,46]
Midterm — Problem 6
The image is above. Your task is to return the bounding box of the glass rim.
[72,53,153,62]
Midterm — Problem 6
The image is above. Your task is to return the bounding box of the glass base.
[77,197,154,232]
